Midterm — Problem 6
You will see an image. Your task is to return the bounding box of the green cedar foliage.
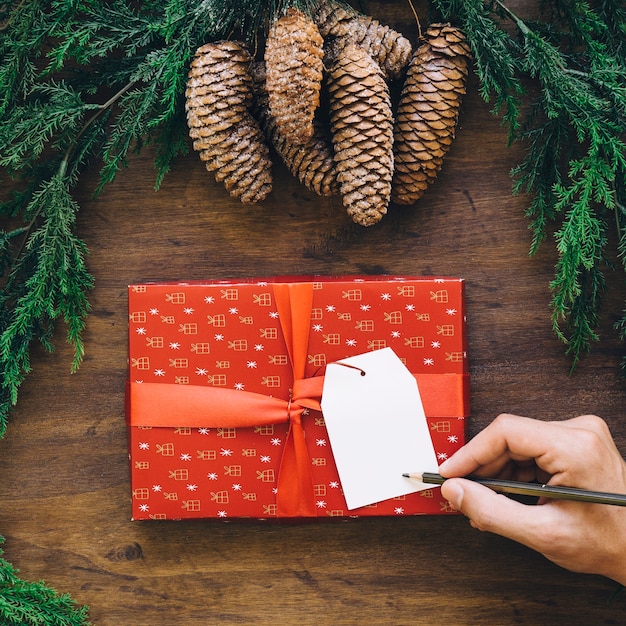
[0,0,327,439]
[0,536,89,625]
[1,0,626,444]
[432,0,626,373]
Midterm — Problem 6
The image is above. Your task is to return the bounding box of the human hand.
[438,413,626,585]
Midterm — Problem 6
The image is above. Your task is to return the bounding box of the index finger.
[439,413,572,478]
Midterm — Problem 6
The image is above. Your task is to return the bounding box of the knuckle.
[576,414,610,436]
[493,412,519,430]
[573,426,605,454]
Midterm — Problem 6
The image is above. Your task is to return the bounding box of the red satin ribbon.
[128,282,469,517]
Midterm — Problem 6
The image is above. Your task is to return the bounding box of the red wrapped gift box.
[127,276,469,520]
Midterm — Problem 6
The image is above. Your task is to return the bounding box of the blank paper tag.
[321,347,439,510]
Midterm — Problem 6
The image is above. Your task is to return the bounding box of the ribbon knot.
[129,282,323,518]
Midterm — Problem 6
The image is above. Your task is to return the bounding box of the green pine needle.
[0,536,90,625]
[434,0,626,373]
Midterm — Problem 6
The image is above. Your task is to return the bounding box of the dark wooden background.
[1,1,626,623]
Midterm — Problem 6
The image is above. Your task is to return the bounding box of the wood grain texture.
[1,1,625,623]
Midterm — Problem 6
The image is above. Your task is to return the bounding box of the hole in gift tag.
[331,361,366,376]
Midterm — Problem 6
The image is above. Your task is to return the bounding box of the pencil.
[402,472,626,507]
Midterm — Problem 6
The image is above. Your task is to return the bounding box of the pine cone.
[391,24,471,205]
[264,8,324,145]
[250,62,339,197]
[315,4,412,81]
[327,41,394,226]
[185,40,272,204]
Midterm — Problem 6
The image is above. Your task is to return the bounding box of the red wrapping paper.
[127,276,469,520]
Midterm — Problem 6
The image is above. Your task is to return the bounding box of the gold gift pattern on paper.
[197,450,217,460]
[191,342,210,354]
[342,289,362,301]
[308,354,326,367]
[169,358,189,368]
[129,311,146,323]
[224,465,242,476]
[397,285,415,297]
[261,375,280,388]
[169,469,189,480]
[367,339,387,350]
[253,293,271,306]
[133,488,150,500]
[384,311,402,324]
[268,354,288,365]
[404,336,425,348]
[131,356,150,370]
[322,333,340,345]
[355,319,374,331]
[156,443,174,456]
[207,314,226,327]
[430,289,448,303]
[217,428,236,439]
[211,491,229,503]
[166,292,185,304]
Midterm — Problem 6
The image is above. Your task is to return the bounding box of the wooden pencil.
[402,472,626,507]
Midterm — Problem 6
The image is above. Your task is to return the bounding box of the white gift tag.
[321,347,439,510]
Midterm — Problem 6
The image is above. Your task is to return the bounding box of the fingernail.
[438,458,450,474]
[445,481,464,510]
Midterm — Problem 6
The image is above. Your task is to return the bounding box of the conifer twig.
[433,0,626,372]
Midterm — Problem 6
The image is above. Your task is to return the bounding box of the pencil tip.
[402,473,410,478]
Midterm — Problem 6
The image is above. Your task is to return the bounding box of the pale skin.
[438,413,626,586]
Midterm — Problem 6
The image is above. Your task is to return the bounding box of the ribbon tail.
[276,417,317,518]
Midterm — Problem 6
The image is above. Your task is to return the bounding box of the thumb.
[441,477,551,548]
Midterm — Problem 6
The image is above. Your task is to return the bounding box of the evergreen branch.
[0,172,94,409]
[0,536,90,625]
[511,116,567,254]
[614,177,626,373]
[432,0,524,139]
[0,82,100,176]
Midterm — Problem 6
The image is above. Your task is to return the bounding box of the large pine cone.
[315,4,412,81]
[391,24,471,205]
[327,41,394,226]
[251,62,338,197]
[264,8,324,145]
[185,41,272,204]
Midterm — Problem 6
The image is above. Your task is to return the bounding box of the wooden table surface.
[2,1,626,624]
